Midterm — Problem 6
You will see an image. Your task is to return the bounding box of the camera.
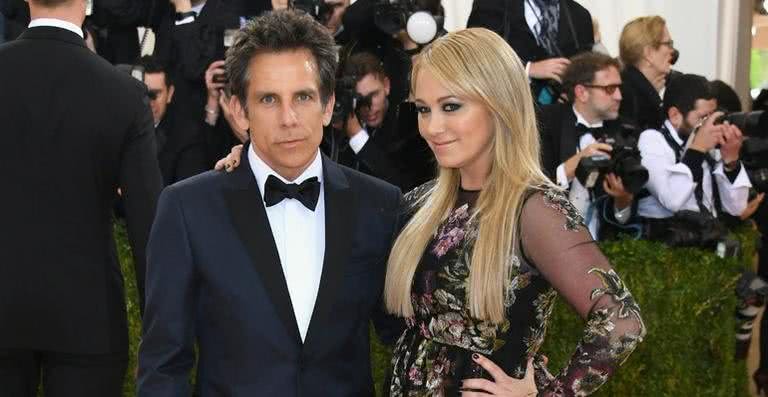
[715,110,768,138]
[741,137,768,193]
[291,0,334,25]
[575,125,649,194]
[332,76,373,125]
[374,0,444,44]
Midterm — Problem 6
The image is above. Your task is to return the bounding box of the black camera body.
[726,113,768,193]
[332,76,373,125]
[715,110,768,138]
[575,125,649,194]
[373,0,443,36]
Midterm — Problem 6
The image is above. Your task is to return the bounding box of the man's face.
[677,98,717,136]
[355,73,390,128]
[231,49,333,181]
[143,72,174,125]
[582,66,622,121]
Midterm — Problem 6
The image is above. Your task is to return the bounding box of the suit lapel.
[223,144,302,345]
[303,155,355,354]
[559,106,579,164]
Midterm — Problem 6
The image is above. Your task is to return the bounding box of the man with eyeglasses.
[138,55,208,186]
[540,51,633,239]
[637,74,750,238]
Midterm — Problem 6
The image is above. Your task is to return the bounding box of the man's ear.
[667,106,682,126]
[573,84,588,103]
[322,94,336,127]
[383,76,391,96]
[167,85,175,104]
[230,96,251,133]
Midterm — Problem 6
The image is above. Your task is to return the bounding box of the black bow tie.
[264,175,321,211]
[575,123,605,139]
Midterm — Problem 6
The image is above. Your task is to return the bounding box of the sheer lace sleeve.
[520,188,646,396]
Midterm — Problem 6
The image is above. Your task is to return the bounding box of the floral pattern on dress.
[388,183,645,397]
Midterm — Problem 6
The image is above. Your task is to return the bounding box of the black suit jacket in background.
[467,0,594,64]
[156,108,209,186]
[0,27,163,354]
[619,65,664,132]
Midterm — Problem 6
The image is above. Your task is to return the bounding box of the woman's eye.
[415,106,430,114]
[442,103,462,112]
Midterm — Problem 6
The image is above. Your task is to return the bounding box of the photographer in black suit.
[337,51,434,192]
[0,1,162,395]
[540,52,636,239]
[468,0,594,105]
[138,55,208,185]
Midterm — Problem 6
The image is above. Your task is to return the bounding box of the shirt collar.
[28,18,84,39]
[248,145,323,201]
[191,2,206,16]
[663,119,685,146]
[572,106,604,128]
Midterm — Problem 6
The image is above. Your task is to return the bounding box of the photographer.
[638,74,751,242]
[342,0,443,104]
[540,51,636,239]
[138,55,208,186]
[467,0,594,105]
[336,51,434,191]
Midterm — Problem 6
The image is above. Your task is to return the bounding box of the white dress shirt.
[555,108,631,238]
[637,120,751,219]
[28,18,84,38]
[175,1,207,25]
[248,147,325,342]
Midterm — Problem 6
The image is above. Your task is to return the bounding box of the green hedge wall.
[115,222,757,396]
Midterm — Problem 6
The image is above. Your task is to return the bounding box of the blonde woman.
[618,16,677,131]
[383,28,645,396]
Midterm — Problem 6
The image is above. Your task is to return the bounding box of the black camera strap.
[660,125,723,215]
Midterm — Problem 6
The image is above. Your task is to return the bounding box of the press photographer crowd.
[0,0,767,395]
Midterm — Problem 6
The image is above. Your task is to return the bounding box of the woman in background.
[618,15,676,131]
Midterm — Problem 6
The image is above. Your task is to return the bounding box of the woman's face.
[413,70,494,176]
[645,27,674,75]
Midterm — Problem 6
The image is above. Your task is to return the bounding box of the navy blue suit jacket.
[138,146,404,396]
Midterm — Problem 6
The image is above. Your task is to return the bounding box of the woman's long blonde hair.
[384,28,552,324]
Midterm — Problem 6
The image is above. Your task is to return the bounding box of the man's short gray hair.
[225,9,338,106]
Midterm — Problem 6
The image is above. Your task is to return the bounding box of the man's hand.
[345,111,364,139]
[740,192,765,221]
[720,123,744,164]
[563,142,613,181]
[169,0,192,12]
[324,0,350,34]
[271,0,289,10]
[690,111,725,153]
[205,60,227,102]
[604,173,633,210]
[528,57,570,83]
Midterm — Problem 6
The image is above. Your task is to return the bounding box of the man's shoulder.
[163,170,226,199]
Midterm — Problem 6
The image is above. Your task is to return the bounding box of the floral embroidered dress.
[387,184,646,396]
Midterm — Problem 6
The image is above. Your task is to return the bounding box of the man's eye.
[442,103,462,112]
[298,93,311,102]
[261,95,275,104]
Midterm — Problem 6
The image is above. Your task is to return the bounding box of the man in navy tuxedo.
[138,9,403,396]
